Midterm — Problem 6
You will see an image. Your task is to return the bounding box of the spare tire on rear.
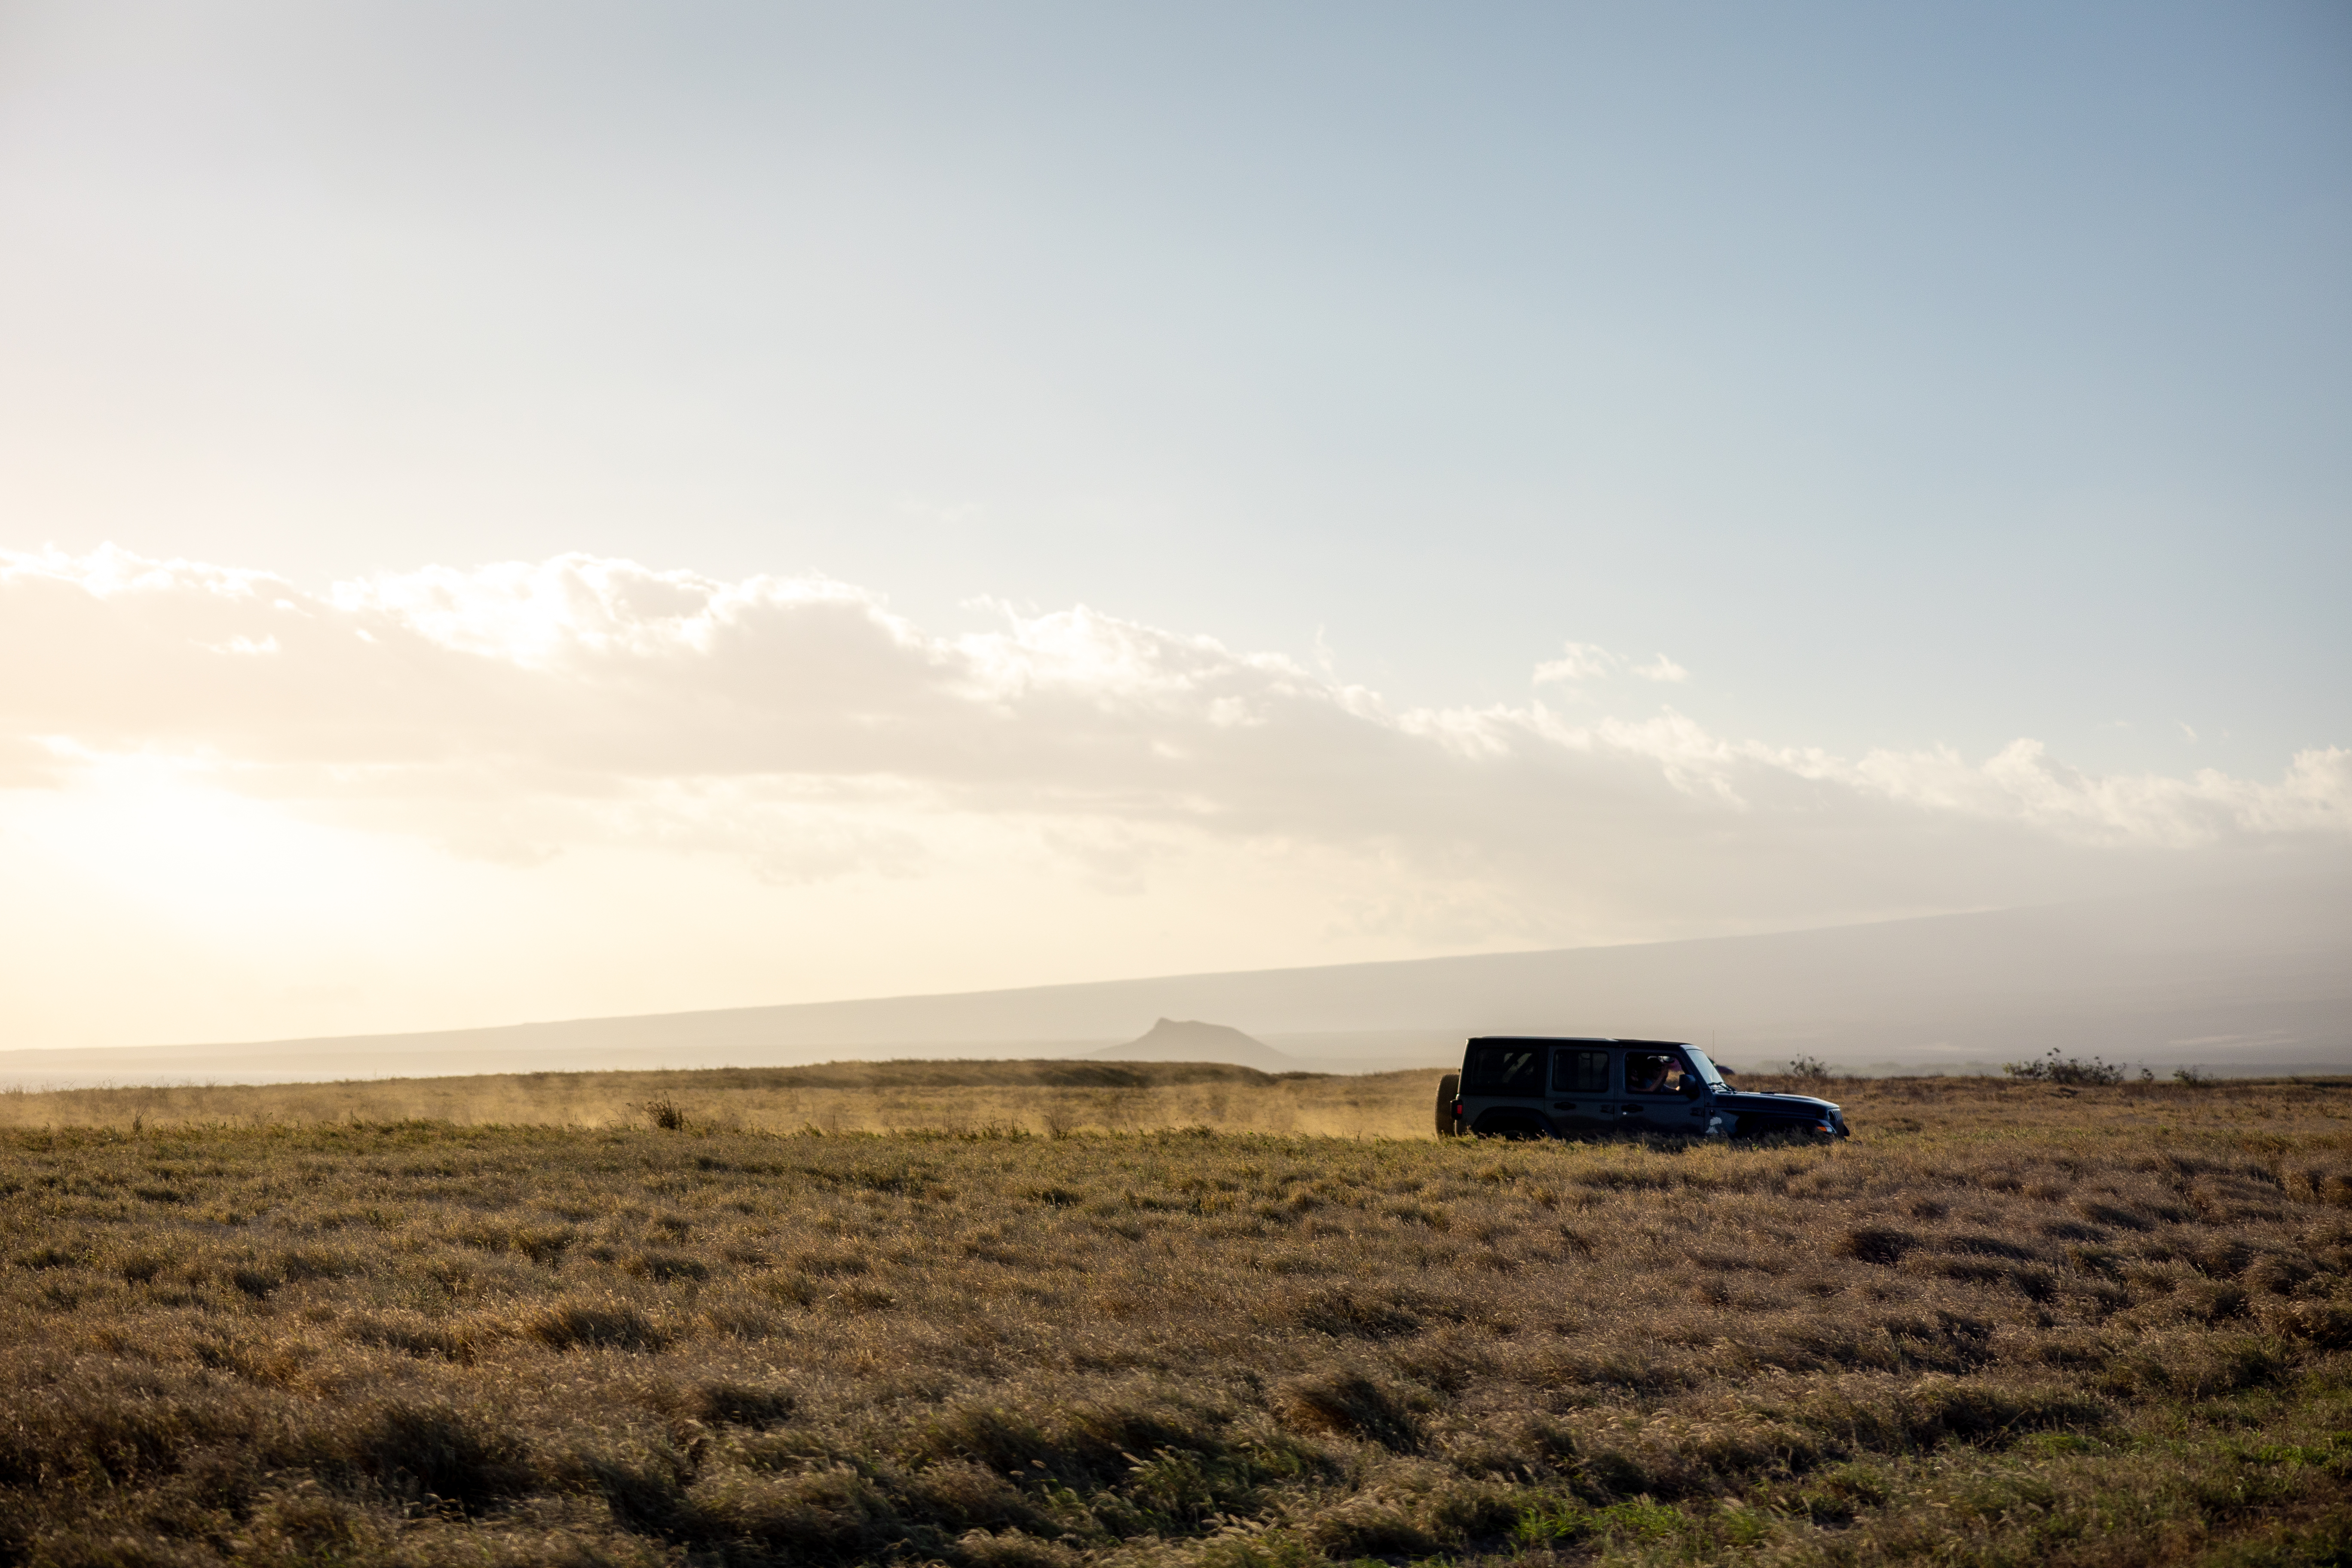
[1434,1073,1461,1138]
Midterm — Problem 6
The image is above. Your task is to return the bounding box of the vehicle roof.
[1464,1035,1695,1048]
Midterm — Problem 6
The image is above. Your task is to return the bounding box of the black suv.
[1435,1036,1849,1140]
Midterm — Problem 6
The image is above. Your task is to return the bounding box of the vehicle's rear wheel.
[1433,1073,1461,1138]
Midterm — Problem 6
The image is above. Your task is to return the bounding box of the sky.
[0,1,2346,1050]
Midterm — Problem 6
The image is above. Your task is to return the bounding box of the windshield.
[1681,1047,1727,1088]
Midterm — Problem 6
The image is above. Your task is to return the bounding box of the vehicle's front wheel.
[1434,1073,1461,1137]
[1731,1118,1833,1142]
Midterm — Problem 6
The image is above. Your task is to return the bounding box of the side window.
[1464,1045,1543,1096]
[1551,1049,1611,1094]
[1623,1050,1687,1096]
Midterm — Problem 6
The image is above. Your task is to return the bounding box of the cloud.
[1532,642,1688,686]
[1531,641,1617,685]
[2,545,2345,947]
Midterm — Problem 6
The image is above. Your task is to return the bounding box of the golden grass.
[1,1066,2349,1566]
[0,1060,1436,1138]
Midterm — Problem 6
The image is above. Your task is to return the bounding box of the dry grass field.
[0,1061,1428,1140]
[2,1066,2349,1567]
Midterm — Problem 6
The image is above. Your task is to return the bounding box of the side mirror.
[1678,1077,1702,1099]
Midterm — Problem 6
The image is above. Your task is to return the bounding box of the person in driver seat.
[1629,1056,1671,1094]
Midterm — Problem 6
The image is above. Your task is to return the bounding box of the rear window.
[1552,1049,1611,1094]
[1464,1044,1544,1096]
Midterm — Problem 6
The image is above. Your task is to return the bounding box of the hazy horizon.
[2,3,2346,1058]
[2,881,2341,1090]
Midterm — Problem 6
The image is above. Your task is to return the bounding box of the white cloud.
[1534,642,1688,686]
[0,544,2345,1044]
[1531,641,1617,685]
[199,633,280,657]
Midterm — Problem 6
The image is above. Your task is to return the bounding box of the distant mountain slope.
[1092,1019,1297,1071]
[1,878,2343,1086]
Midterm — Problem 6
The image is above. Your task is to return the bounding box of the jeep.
[1433,1036,1850,1140]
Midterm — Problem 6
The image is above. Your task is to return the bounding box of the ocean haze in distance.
[0,4,2346,1053]
[2,882,2340,1089]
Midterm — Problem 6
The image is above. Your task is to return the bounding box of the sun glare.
[6,754,414,928]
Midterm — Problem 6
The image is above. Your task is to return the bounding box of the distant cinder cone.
[1090,1018,1296,1070]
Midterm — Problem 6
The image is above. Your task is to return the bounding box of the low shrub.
[2003,1049,2128,1086]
